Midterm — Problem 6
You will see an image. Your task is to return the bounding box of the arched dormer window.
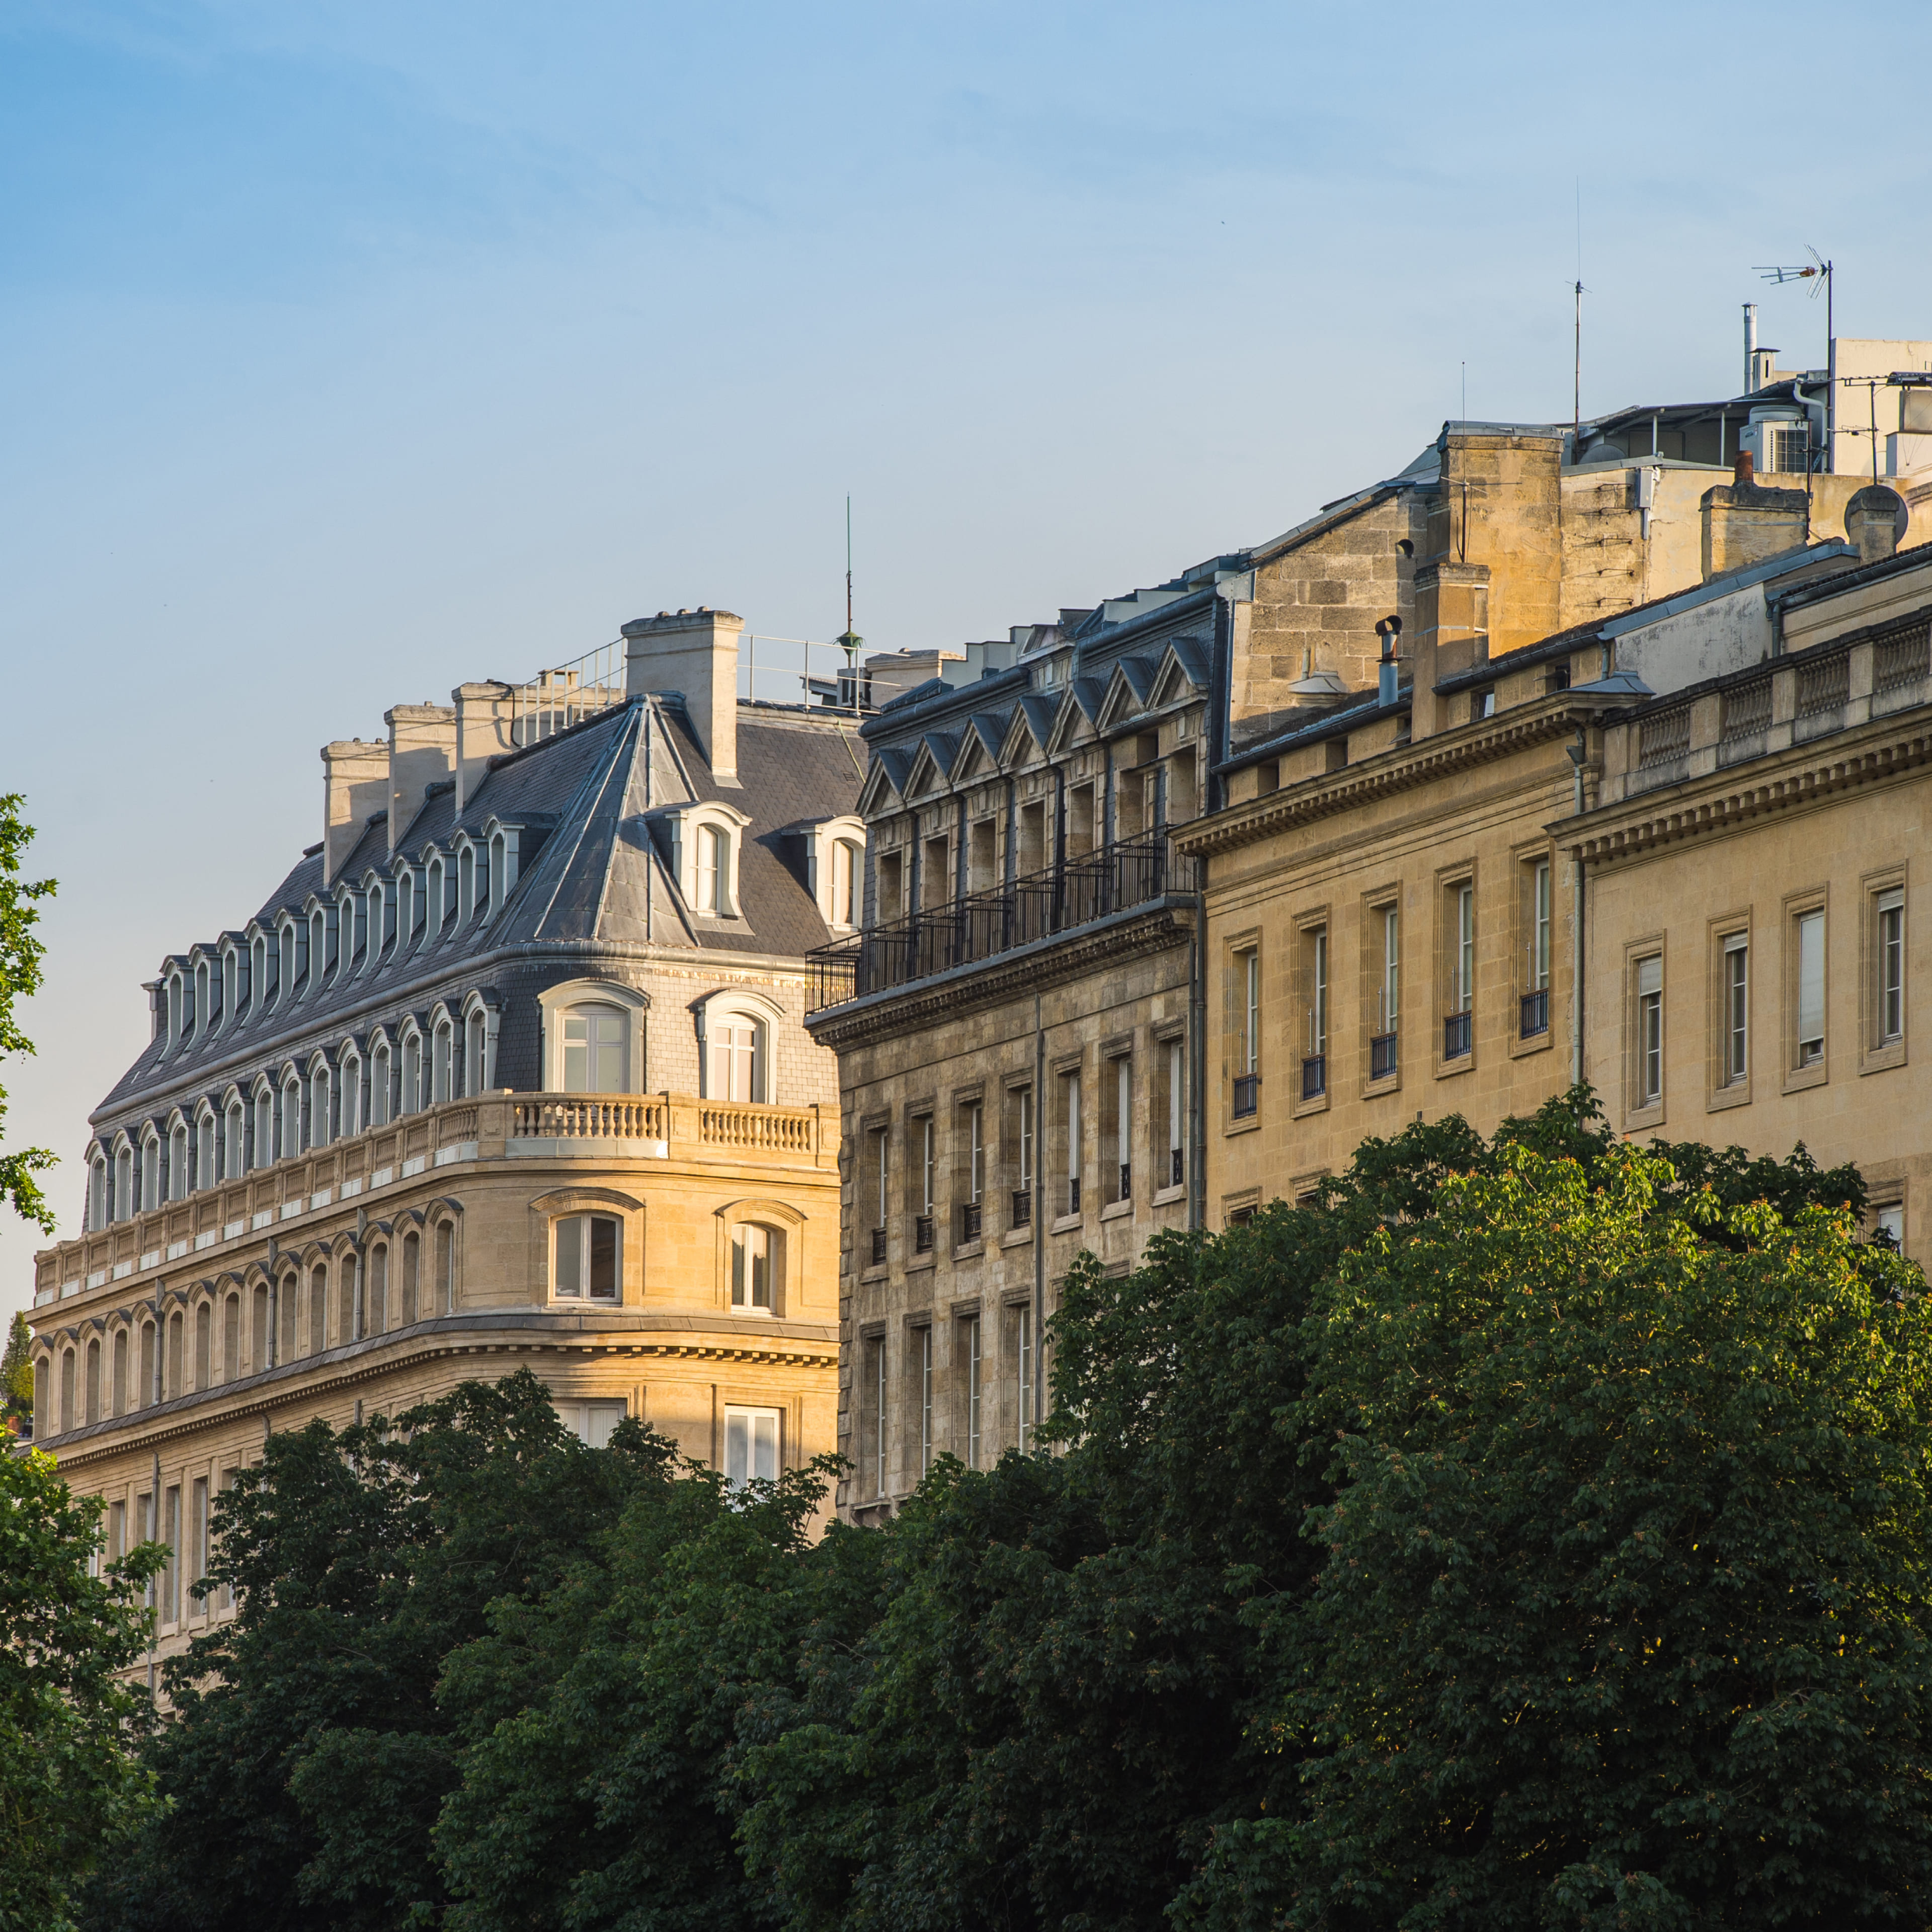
[425,855,448,940]
[464,1006,488,1094]
[251,930,272,1008]
[140,1130,161,1212]
[400,1028,425,1115]
[222,944,242,1023]
[168,1117,189,1201]
[251,1081,274,1170]
[369,1034,394,1127]
[195,1107,217,1189]
[456,841,477,926]
[222,1095,246,1180]
[112,1139,132,1221]
[483,821,521,917]
[308,907,329,989]
[395,866,418,951]
[167,971,186,1051]
[800,816,867,930]
[280,1071,302,1158]
[340,1046,364,1139]
[363,874,390,968]
[194,957,213,1036]
[308,1056,333,1149]
[696,990,782,1104]
[431,1012,455,1104]
[536,981,647,1095]
[87,1150,108,1231]
[659,802,752,920]
[278,919,301,1000]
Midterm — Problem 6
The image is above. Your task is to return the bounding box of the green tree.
[2,1310,33,1433]
[0,793,57,1232]
[0,1445,163,1932]
[83,1371,673,1932]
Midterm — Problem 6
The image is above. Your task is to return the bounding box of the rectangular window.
[918,1325,934,1474]
[959,1101,984,1243]
[866,1126,890,1263]
[731,1225,773,1311]
[1017,1306,1034,1452]
[557,1400,628,1447]
[1636,954,1663,1105]
[1233,947,1260,1116]
[109,1499,126,1568]
[1797,910,1826,1066]
[137,1493,154,1609]
[1103,1055,1131,1204]
[865,1336,887,1498]
[1877,1204,1905,1247]
[914,1115,935,1252]
[1303,927,1328,1099]
[1011,1085,1034,1227]
[963,1315,982,1469]
[191,1476,209,1616]
[1164,1040,1185,1188]
[1443,882,1474,1060]
[1370,905,1399,1078]
[1879,888,1905,1044]
[1724,934,1749,1084]
[1061,1070,1082,1215]
[554,1215,620,1301]
[723,1406,780,1489]
[164,1485,181,1626]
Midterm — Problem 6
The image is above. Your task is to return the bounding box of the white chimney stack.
[623,608,744,782]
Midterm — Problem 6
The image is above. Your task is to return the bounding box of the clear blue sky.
[6,0,1930,1312]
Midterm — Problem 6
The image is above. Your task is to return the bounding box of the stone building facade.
[27,609,861,1672]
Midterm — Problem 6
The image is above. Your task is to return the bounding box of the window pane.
[1798,912,1825,1057]
[554,1217,583,1297]
[725,1411,749,1486]
[589,1217,618,1299]
[754,1412,778,1482]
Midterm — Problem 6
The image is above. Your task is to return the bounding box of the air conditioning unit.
[1742,409,1809,475]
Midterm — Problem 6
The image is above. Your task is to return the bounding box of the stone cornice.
[1175,698,1595,860]
[807,904,1192,1052]
[36,1312,839,1471]
[1563,711,1932,866]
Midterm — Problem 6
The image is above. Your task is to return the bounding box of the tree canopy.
[84,1092,1931,1932]
[0,792,57,1232]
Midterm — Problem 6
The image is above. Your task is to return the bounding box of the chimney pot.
[1734,450,1755,487]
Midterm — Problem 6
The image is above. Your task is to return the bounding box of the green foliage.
[0,793,57,1233]
[0,1445,163,1932]
[2,1311,33,1431]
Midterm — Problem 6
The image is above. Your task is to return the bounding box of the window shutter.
[1636,955,1662,997]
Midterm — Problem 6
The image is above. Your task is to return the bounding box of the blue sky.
[5,0,1931,1310]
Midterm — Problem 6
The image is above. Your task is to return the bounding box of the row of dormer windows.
[155,828,526,1057]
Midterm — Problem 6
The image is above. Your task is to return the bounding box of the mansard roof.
[93,694,863,1134]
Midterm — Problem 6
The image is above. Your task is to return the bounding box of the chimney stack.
[1699,467,1809,580]
[452,681,518,815]
[385,703,457,855]
[622,608,744,782]
[319,740,389,886]
[1844,485,1907,566]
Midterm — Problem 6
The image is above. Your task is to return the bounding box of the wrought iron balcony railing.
[807,834,1196,1015]
[1520,988,1549,1038]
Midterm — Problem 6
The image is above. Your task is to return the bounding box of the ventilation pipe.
[1743,303,1757,393]
[1375,615,1403,706]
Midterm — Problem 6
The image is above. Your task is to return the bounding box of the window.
[1164,1040,1185,1188]
[368,1245,388,1333]
[339,1256,358,1343]
[109,1500,126,1571]
[1445,883,1474,1060]
[139,1322,155,1408]
[1303,927,1328,1100]
[111,1329,127,1416]
[866,1335,887,1498]
[1724,934,1749,1085]
[959,1101,984,1242]
[114,1144,132,1220]
[137,1493,153,1609]
[222,1294,240,1382]
[1471,687,1496,721]
[170,1121,189,1200]
[281,1077,301,1159]
[432,1020,454,1104]
[724,1406,780,1489]
[163,1486,181,1626]
[279,1274,298,1363]
[1011,1086,1035,1226]
[196,1110,216,1188]
[341,1056,363,1139]
[732,1224,774,1312]
[1017,1306,1034,1452]
[1372,905,1399,1077]
[831,839,859,927]
[310,1065,332,1149]
[557,1400,628,1448]
[141,1136,159,1213]
[917,1325,934,1474]
[465,1010,488,1094]
[193,1302,211,1389]
[914,1114,935,1252]
[85,1339,100,1425]
[697,825,727,914]
[1878,888,1905,1045]
[401,1033,423,1114]
[371,1044,392,1126]
[222,946,239,1020]
[707,1014,765,1103]
[554,1215,619,1301]
[59,1348,74,1432]
[1522,860,1551,1038]
[436,1221,454,1313]
[1796,910,1826,1067]
[1103,1056,1131,1203]
[253,1088,273,1167]
[1060,1069,1082,1216]
[866,1126,891,1261]
[401,1232,420,1325]
[1877,1204,1905,1248]
[1636,954,1663,1106]
[962,1314,982,1469]
[309,1264,328,1354]
[564,1004,627,1091]
[1233,948,1260,1115]
[250,1287,267,1371]
[191,1477,209,1616]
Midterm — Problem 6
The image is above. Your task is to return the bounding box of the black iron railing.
[1117,1161,1131,1201]
[1012,1188,1031,1229]
[1302,1054,1326,1100]
[1232,1073,1259,1118]
[807,834,1196,1014]
[1067,1176,1082,1215]
[960,1201,982,1243]
[1443,1011,1472,1060]
[1369,1031,1397,1080]
[914,1214,934,1254]
[1168,1147,1184,1188]
[869,1226,886,1266]
[1520,989,1549,1038]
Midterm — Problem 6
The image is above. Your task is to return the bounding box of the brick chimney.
[1844,485,1907,566]
[385,703,457,855]
[319,740,389,886]
[1700,455,1810,580]
[622,608,744,782]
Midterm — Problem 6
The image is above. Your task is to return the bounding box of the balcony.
[914,1214,935,1255]
[1520,989,1549,1038]
[1443,1011,1472,1061]
[33,1091,835,1310]
[1301,1054,1326,1101]
[1369,1031,1397,1080]
[959,1200,983,1243]
[1232,1073,1259,1118]
[1012,1187,1032,1229]
[807,834,1196,1015]
[869,1226,887,1266]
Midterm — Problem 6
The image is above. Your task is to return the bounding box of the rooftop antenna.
[836,494,863,716]
[1573,179,1585,454]
[1754,247,1834,468]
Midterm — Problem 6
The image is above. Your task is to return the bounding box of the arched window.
[195,1303,212,1390]
[167,973,185,1049]
[196,1110,216,1189]
[279,922,297,996]
[368,1245,388,1333]
[163,1311,182,1396]
[562,1004,626,1092]
[139,1321,156,1408]
[400,1232,420,1325]
[831,838,859,928]
[33,1355,48,1435]
[552,1215,619,1302]
[253,1088,274,1169]
[111,1328,127,1415]
[427,857,447,936]
[398,870,417,947]
[706,1013,766,1103]
[371,1043,393,1126]
[281,1076,302,1158]
[432,1019,454,1104]
[279,1273,298,1362]
[252,932,272,1007]
[464,1010,487,1095]
[114,1145,133,1221]
[85,1338,101,1425]
[458,844,476,924]
[89,1155,108,1230]
[339,1254,359,1343]
[341,1055,363,1139]
[435,1221,455,1313]
[309,1064,332,1149]
[309,1265,328,1354]
[141,1135,160,1212]
[696,825,726,914]
[59,1348,75,1432]
[731,1223,779,1313]
[222,946,239,1019]
[401,1034,423,1114]
[195,959,212,1034]
[251,1286,268,1372]
[222,1294,240,1382]
[309,910,328,988]
[170,1121,189,1200]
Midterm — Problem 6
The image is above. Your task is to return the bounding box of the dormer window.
[397,868,418,949]
[252,1084,274,1169]
[141,1132,160,1211]
[661,802,752,920]
[221,945,242,1023]
[801,815,867,930]
[224,1097,246,1179]
[484,824,521,917]
[309,908,329,987]
[195,959,213,1035]
[341,1049,364,1137]
[278,921,299,998]
[369,1036,393,1126]
[401,1031,424,1114]
[196,1108,216,1189]
[426,855,448,937]
[168,1118,189,1201]
[167,972,186,1050]
[252,932,273,1007]
[280,1074,302,1157]
[309,1059,332,1149]
[457,842,477,926]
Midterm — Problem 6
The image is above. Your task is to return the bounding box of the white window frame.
[538,980,648,1097]
[659,802,753,920]
[551,1213,621,1302]
[1724,933,1749,1086]
[696,990,780,1104]
[722,1405,781,1490]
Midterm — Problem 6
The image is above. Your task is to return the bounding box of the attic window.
[1471,688,1496,723]
[663,803,752,920]
[1545,664,1571,695]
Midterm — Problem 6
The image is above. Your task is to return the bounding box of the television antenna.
[1753,248,1834,468]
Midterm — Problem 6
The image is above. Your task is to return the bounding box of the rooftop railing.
[807,833,1196,1014]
